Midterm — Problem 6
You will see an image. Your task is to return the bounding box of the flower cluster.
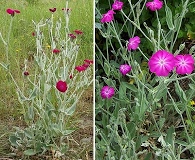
[101,0,163,23]
[75,59,93,72]
[148,50,194,76]
[49,7,56,13]
[49,7,71,13]
[100,43,194,99]
[6,8,20,17]
[101,0,123,23]
[99,0,165,99]
[68,29,83,40]
[146,0,163,11]
[56,59,93,93]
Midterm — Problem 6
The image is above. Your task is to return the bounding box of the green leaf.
[165,126,175,146]
[44,83,51,93]
[60,143,68,153]
[62,129,75,136]
[16,89,27,103]
[122,82,137,92]
[154,87,167,102]
[103,62,111,77]
[189,84,195,90]
[24,129,34,139]
[144,153,152,160]
[119,83,127,99]
[9,135,19,147]
[64,103,77,115]
[158,118,165,129]
[27,106,34,120]
[126,122,136,139]
[24,149,37,156]
[175,81,187,101]
[95,22,102,29]
[102,77,116,86]
[29,87,37,100]
[165,5,175,30]
[189,45,195,54]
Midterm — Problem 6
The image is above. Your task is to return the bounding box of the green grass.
[0,0,93,62]
[0,0,93,159]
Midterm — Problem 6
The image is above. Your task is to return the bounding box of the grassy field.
[0,0,93,159]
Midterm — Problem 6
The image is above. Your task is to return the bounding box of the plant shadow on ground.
[0,88,93,160]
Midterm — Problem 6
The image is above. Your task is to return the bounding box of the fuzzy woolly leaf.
[9,135,19,147]
[122,82,137,92]
[165,126,175,146]
[175,81,187,102]
[64,103,77,115]
[24,149,37,156]
[165,5,175,30]
[104,62,111,77]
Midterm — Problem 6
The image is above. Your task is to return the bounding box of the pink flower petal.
[101,10,115,23]
[56,80,68,92]
[6,8,20,16]
[75,65,86,72]
[112,0,124,11]
[148,50,175,77]
[146,0,163,11]
[119,64,132,75]
[100,86,115,99]
[127,36,140,50]
[52,49,60,54]
[74,29,83,35]
[49,8,56,13]
[175,54,194,75]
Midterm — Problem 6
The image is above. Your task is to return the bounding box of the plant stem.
[6,17,13,64]
[121,10,152,43]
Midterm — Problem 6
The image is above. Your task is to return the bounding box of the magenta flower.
[69,74,73,79]
[6,8,20,16]
[62,8,71,11]
[53,49,60,54]
[146,0,163,11]
[56,80,68,92]
[120,64,132,75]
[101,10,115,23]
[49,8,56,13]
[148,50,175,76]
[127,36,140,51]
[23,71,29,76]
[74,29,83,35]
[84,59,93,64]
[112,0,124,11]
[175,54,194,75]
[32,32,36,36]
[100,86,115,99]
[75,60,93,72]
[75,65,86,72]
[82,63,90,68]
[68,33,76,39]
